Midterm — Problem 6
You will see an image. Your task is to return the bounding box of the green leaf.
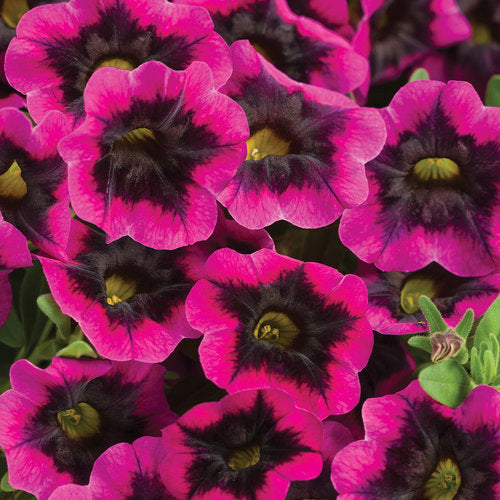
[0,306,24,348]
[485,75,500,107]
[455,309,474,339]
[474,294,500,350]
[454,345,469,365]
[407,335,432,353]
[482,350,496,385]
[56,341,97,359]
[489,333,499,370]
[1,472,15,492]
[419,296,448,333]
[419,359,474,408]
[470,346,484,384]
[19,261,49,353]
[37,294,71,340]
[409,67,430,82]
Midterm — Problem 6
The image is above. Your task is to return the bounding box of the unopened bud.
[430,328,464,363]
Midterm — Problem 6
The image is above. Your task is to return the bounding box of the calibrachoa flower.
[49,437,174,499]
[39,219,201,362]
[161,389,323,500]
[286,421,353,499]
[174,0,368,93]
[352,0,471,85]
[0,357,175,499]
[331,381,500,498]
[218,41,386,229]
[421,0,500,99]
[0,107,71,259]
[358,261,500,334]
[5,0,232,124]
[339,80,500,276]
[58,61,248,249]
[186,248,373,420]
[0,213,31,327]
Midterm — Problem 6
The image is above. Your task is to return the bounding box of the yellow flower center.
[105,274,137,306]
[400,277,437,315]
[0,160,28,199]
[95,57,135,71]
[413,158,460,182]
[57,402,100,440]
[1,0,28,28]
[246,128,291,161]
[228,444,261,471]
[253,311,300,350]
[424,458,461,500]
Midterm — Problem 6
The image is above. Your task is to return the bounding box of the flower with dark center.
[0,213,31,327]
[357,261,500,334]
[174,0,368,93]
[49,437,175,499]
[161,389,323,500]
[186,248,373,420]
[218,40,386,229]
[352,0,470,86]
[0,107,71,259]
[39,219,203,363]
[331,381,500,499]
[0,357,175,499]
[421,0,500,99]
[5,0,232,124]
[57,61,248,249]
[339,80,500,276]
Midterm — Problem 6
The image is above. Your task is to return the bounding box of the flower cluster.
[0,0,499,499]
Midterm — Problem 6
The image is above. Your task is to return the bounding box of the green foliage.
[419,296,448,333]
[485,75,500,107]
[56,341,97,359]
[418,360,474,408]
[37,294,71,340]
[409,68,430,82]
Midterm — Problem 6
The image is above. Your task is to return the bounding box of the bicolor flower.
[0,107,71,259]
[218,41,386,229]
[358,261,500,334]
[339,80,500,276]
[283,0,354,39]
[174,0,368,93]
[5,0,232,124]
[49,437,174,499]
[39,219,202,363]
[186,248,373,420]
[352,0,470,97]
[331,381,500,498]
[0,213,31,327]
[421,0,500,99]
[58,61,248,249]
[161,389,323,500]
[0,357,175,500]
[286,421,353,499]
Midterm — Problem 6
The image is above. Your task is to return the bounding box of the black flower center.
[424,458,461,499]
[253,311,300,349]
[0,160,27,200]
[228,444,261,471]
[56,402,100,440]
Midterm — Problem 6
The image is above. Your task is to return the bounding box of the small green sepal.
[485,75,500,107]
[56,341,97,359]
[455,308,474,339]
[409,67,430,82]
[407,335,432,353]
[419,295,448,333]
[1,472,15,492]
